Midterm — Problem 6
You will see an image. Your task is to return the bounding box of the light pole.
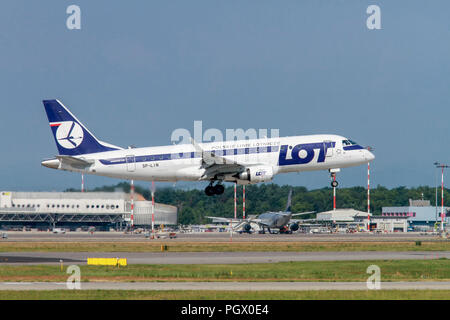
[434,163,449,233]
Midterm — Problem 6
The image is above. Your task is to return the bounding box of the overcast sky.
[0,1,449,191]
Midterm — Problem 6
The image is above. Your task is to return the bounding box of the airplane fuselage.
[43,134,374,184]
[258,212,292,228]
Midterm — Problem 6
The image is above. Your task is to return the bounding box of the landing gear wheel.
[213,184,225,195]
[205,185,215,196]
[331,180,338,188]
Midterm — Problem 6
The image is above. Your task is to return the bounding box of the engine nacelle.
[290,223,299,232]
[243,223,252,233]
[237,166,274,184]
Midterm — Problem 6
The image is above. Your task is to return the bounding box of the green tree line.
[66,183,448,225]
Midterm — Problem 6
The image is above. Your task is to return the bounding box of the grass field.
[0,289,449,300]
[0,259,448,282]
[0,240,449,252]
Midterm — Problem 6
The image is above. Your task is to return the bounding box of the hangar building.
[316,208,370,222]
[314,208,370,231]
[0,191,177,231]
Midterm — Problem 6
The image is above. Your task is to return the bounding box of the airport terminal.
[382,199,449,231]
[0,191,177,231]
[1,189,449,234]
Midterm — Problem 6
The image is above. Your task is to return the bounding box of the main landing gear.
[205,181,225,196]
[258,226,272,234]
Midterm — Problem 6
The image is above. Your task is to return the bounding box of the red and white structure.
[243,185,246,219]
[442,167,444,232]
[234,183,237,220]
[333,175,336,211]
[367,162,371,231]
[130,179,134,228]
[151,181,155,237]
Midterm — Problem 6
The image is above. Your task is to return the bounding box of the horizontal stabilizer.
[56,155,94,168]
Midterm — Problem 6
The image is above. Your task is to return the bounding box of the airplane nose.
[365,150,375,162]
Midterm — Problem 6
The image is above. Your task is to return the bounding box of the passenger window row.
[10,203,120,209]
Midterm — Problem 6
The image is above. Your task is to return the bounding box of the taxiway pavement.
[1,251,448,265]
[1,281,450,291]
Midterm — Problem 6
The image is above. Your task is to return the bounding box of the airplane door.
[324,141,333,157]
[126,155,136,172]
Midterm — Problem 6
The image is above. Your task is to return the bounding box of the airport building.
[314,208,370,231]
[315,208,408,232]
[0,191,177,231]
[382,199,449,231]
[316,208,370,222]
[369,215,408,233]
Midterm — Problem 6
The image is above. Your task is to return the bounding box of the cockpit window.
[342,139,358,146]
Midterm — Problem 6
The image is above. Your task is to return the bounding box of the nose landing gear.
[331,174,338,188]
[329,169,340,188]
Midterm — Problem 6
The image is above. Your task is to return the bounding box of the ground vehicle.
[155,232,177,239]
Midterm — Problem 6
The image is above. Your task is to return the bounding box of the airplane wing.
[289,211,316,225]
[231,218,265,231]
[291,211,316,217]
[290,218,318,224]
[206,216,264,231]
[191,139,247,179]
[206,216,244,223]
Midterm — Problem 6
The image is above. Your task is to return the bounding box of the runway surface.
[1,251,448,265]
[0,231,445,242]
[1,281,450,291]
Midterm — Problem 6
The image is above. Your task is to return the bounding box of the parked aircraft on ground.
[207,189,314,234]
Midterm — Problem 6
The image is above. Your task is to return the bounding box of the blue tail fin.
[43,99,122,156]
[285,189,292,212]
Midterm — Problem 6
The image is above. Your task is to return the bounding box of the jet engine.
[236,166,274,184]
[290,223,299,232]
[243,223,252,233]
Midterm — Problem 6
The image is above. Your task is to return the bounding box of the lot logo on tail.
[53,121,84,149]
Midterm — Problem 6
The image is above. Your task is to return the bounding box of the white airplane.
[41,100,375,196]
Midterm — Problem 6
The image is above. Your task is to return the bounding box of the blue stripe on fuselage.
[99,146,280,165]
